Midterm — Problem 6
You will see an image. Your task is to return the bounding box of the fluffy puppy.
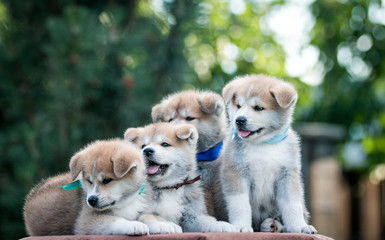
[24,173,82,236]
[124,123,235,233]
[151,90,227,217]
[24,139,175,236]
[220,74,317,234]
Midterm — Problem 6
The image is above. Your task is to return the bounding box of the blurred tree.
[0,0,197,239]
[307,0,385,174]
[1,0,385,239]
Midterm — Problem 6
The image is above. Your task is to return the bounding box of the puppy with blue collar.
[221,74,317,234]
[151,90,228,218]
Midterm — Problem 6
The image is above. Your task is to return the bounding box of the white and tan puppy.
[24,139,176,236]
[124,123,235,233]
[221,74,317,234]
[151,90,227,217]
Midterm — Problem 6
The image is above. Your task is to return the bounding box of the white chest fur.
[113,195,147,220]
[153,189,185,224]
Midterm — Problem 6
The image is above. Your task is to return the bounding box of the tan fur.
[150,90,227,218]
[24,173,82,236]
[24,139,152,236]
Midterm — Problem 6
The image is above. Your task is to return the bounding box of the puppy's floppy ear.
[198,93,224,116]
[176,124,198,146]
[269,84,298,109]
[151,103,164,123]
[222,79,239,105]
[124,127,143,145]
[112,157,138,178]
[69,151,85,181]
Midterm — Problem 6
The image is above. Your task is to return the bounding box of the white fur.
[221,76,317,234]
[94,219,149,235]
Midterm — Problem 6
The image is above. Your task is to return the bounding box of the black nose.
[88,196,98,207]
[143,148,154,157]
[236,116,247,126]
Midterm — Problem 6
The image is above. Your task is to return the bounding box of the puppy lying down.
[24,139,177,236]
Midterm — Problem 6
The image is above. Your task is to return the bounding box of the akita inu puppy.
[221,75,317,234]
[124,123,235,233]
[151,90,227,217]
[24,139,178,236]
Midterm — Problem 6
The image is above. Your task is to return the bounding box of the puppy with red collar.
[124,123,235,233]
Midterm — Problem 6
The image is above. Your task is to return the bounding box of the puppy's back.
[24,173,82,235]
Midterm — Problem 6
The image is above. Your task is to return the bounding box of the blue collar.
[231,126,290,144]
[196,141,223,161]
[263,126,290,144]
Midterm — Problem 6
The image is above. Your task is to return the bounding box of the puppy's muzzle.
[88,195,98,207]
[236,116,247,127]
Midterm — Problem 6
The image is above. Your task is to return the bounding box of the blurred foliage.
[0,0,384,239]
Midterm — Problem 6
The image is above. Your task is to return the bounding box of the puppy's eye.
[168,118,173,122]
[141,144,146,149]
[161,142,171,147]
[102,178,112,185]
[236,104,241,109]
[254,105,264,111]
[185,116,195,121]
[87,178,93,185]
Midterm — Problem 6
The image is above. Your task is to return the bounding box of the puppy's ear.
[222,80,238,105]
[176,124,198,146]
[269,84,298,109]
[198,93,224,116]
[112,158,138,178]
[69,151,85,181]
[124,128,143,145]
[151,103,164,123]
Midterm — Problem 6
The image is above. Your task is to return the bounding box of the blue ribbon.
[196,141,223,161]
[263,126,290,144]
[60,179,82,191]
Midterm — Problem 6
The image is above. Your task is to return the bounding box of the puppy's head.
[222,74,297,142]
[151,90,226,152]
[69,139,145,210]
[124,123,198,188]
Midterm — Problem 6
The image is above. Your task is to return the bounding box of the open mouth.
[237,127,264,138]
[146,161,169,175]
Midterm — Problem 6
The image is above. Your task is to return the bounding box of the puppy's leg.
[180,201,236,233]
[276,168,317,234]
[221,162,253,232]
[75,211,149,235]
[139,213,182,234]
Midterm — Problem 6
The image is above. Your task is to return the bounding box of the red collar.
[155,175,201,190]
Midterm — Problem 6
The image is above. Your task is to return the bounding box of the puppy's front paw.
[148,221,182,234]
[285,224,317,234]
[260,218,284,233]
[127,221,150,236]
[233,224,253,233]
[301,224,317,234]
[108,219,149,235]
[209,221,237,232]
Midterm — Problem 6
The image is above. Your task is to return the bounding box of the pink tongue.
[147,165,161,175]
[238,130,251,138]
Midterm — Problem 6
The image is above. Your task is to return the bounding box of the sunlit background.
[1,0,385,239]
